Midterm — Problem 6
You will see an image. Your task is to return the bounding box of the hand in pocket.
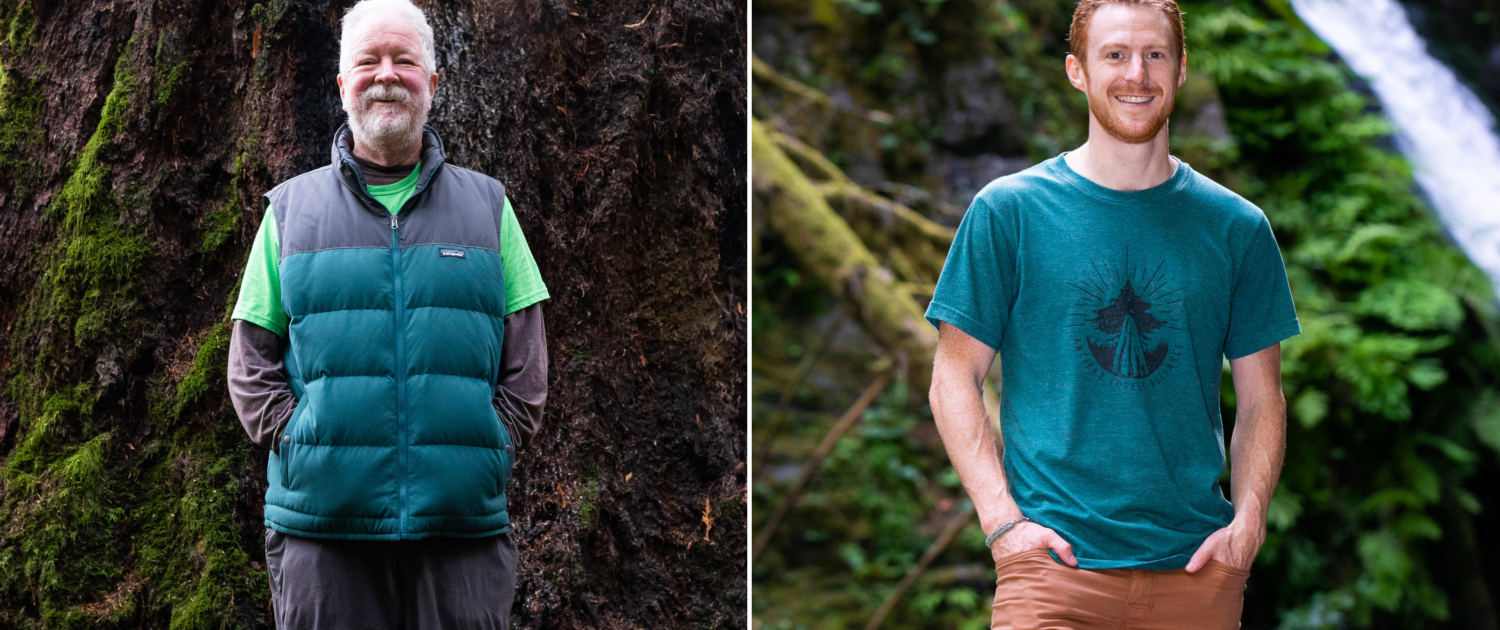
[990,521,1078,567]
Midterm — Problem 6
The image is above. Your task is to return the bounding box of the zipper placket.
[347,146,438,539]
[392,211,409,538]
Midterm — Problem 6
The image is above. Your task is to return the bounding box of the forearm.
[930,360,1018,534]
[227,319,298,453]
[1228,393,1286,530]
[494,303,548,450]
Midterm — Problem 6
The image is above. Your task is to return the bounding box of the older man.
[926,0,1299,628]
[226,0,549,626]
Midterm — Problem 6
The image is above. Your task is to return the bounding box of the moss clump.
[197,194,240,255]
[1,318,269,628]
[0,65,42,177]
[577,475,601,528]
[0,36,264,628]
[166,322,230,423]
[249,0,289,30]
[151,36,188,106]
[194,135,264,256]
[19,41,156,379]
[0,383,129,622]
[3,0,35,51]
[132,320,266,630]
[152,61,187,106]
[49,44,139,228]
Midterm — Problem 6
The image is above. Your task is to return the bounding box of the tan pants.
[991,549,1247,630]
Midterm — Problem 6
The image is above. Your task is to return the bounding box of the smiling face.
[337,11,438,157]
[1066,2,1185,145]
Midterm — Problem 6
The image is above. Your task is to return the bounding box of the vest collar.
[330,123,448,218]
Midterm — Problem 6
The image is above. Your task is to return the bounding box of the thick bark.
[0,1,745,628]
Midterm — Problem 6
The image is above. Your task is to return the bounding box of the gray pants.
[265,528,518,629]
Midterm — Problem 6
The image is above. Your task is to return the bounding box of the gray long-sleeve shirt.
[228,303,548,453]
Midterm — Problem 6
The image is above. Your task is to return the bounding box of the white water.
[1292,0,1500,300]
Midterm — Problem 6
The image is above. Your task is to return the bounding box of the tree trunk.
[0,1,746,628]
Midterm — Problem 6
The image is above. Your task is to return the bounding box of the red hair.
[1068,0,1185,64]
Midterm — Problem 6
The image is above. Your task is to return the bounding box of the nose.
[374,56,399,84]
[1125,54,1147,84]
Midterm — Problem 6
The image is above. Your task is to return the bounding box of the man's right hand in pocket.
[990,521,1078,567]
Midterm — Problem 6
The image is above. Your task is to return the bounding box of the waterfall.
[1292,0,1500,301]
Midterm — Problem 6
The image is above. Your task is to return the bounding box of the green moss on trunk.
[0,29,267,628]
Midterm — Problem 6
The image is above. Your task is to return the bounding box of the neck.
[351,131,424,168]
[1064,118,1176,191]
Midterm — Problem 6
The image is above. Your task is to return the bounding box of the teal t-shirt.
[925,153,1300,570]
[232,163,550,335]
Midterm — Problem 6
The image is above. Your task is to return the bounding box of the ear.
[337,74,348,113]
[1177,52,1187,88]
[1066,53,1087,92]
[429,71,439,94]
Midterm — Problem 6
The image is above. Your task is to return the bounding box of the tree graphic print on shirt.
[1067,250,1186,390]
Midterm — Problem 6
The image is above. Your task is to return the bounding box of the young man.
[226,0,549,626]
[925,1,1299,627]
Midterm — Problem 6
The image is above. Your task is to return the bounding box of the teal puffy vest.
[263,125,515,540]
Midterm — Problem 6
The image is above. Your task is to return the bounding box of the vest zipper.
[391,211,409,538]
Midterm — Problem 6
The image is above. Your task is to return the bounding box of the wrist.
[984,515,1031,549]
[1229,514,1267,539]
[978,504,1025,536]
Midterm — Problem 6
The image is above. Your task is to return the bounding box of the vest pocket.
[279,400,308,489]
[494,405,517,492]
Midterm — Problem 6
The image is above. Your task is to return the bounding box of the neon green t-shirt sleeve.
[501,196,549,315]
[231,206,289,336]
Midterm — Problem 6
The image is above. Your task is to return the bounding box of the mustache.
[359,83,413,105]
[1106,84,1164,98]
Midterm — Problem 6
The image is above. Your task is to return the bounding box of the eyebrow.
[1094,41,1172,53]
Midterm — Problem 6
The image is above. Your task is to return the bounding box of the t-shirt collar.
[1050,150,1193,205]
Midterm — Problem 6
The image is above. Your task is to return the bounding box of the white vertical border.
[743,0,756,620]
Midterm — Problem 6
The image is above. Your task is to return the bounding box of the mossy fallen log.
[753,117,937,390]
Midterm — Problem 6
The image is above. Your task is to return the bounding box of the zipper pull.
[391,214,398,229]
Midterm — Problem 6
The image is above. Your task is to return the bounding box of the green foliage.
[755,385,993,628]
[1187,4,1500,624]
[755,0,1500,628]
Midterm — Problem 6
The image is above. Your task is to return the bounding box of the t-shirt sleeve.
[924,194,1016,351]
[1223,215,1301,359]
[500,196,550,316]
[231,206,289,337]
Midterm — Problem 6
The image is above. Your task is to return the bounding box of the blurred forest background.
[751,0,1500,628]
[0,0,746,628]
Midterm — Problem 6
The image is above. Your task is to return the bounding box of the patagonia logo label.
[439,248,466,259]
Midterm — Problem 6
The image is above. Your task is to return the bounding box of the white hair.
[339,0,437,75]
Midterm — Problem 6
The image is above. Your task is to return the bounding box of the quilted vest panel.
[262,126,513,540]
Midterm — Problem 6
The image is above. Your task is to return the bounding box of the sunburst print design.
[1066,249,1186,389]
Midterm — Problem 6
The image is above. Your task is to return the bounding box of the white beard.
[347,82,429,156]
